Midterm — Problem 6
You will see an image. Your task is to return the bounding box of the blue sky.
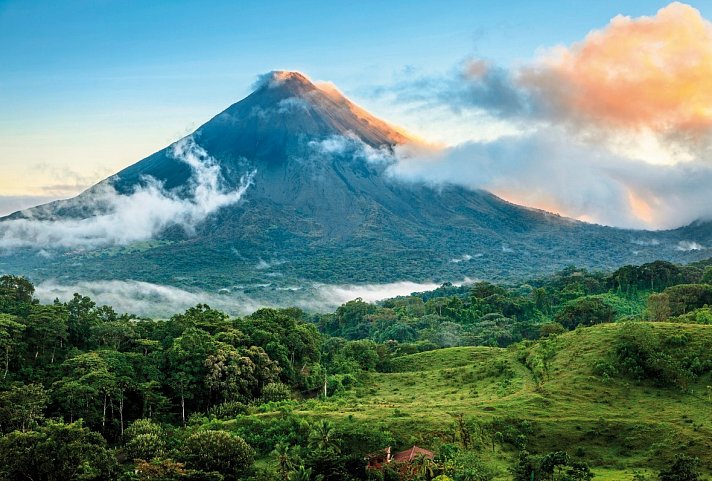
[1,0,711,225]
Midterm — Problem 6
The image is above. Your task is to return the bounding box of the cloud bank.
[390,129,712,229]
[0,138,255,250]
[35,278,458,317]
[382,2,712,229]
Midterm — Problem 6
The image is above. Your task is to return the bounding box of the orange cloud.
[521,2,712,139]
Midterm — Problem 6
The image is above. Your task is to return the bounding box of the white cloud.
[676,241,705,252]
[388,129,712,229]
[309,134,394,165]
[35,278,473,317]
[0,138,255,250]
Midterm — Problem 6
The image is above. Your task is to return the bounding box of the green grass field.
[295,322,712,480]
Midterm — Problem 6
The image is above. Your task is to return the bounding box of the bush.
[554,297,615,330]
[125,433,165,461]
[182,430,255,480]
[659,455,701,481]
[125,419,164,440]
[208,401,248,419]
[261,383,291,403]
[613,323,709,389]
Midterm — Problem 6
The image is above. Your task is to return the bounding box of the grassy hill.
[294,322,712,480]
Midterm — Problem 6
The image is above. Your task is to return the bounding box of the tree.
[124,418,166,461]
[0,275,36,316]
[540,322,566,338]
[702,266,712,285]
[0,420,117,481]
[0,383,48,432]
[540,451,570,481]
[658,455,700,481]
[554,297,615,330]
[308,419,341,455]
[341,340,380,371]
[181,430,254,480]
[64,294,101,349]
[90,320,136,351]
[664,284,712,316]
[171,304,231,335]
[205,343,280,404]
[0,314,24,379]
[289,466,323,481]
[565,461,594,481]
[167,327,216,425]
[134,458,187,481]
[23,304,68,365]
[261,382,291,403]
[102,350,137,435]
[647,293,671,322]
[53,352,111,426]
[274,443,301,480]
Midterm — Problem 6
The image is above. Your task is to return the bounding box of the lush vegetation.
[1,259,712,480]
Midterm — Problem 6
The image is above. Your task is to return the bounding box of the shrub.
[554,297,615,330]
[208,401,248,419]
[261,382,291,403]
[181,430,254,480]
[659,454,701,481]
[125,433,165,461]
[125,418,164,440]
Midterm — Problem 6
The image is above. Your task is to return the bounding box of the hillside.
[302,323,712,480]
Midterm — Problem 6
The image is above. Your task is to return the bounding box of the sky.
[2,0,712,229]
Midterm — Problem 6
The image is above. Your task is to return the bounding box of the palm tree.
[411,454,437,480]
[307,419,341,454]
[273,443,293,480]
[288,466,324,481]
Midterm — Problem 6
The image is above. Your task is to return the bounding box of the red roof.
[391,446,434,463]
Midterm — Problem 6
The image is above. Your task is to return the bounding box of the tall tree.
[166,327,216,424]
[0,314,24,379]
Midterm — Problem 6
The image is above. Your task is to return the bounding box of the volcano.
[1,71,710,294]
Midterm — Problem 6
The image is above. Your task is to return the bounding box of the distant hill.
[1,71,711,298]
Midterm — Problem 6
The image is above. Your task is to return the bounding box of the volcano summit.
[1,71,710,299]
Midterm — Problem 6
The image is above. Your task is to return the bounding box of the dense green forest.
[1,258,712,481]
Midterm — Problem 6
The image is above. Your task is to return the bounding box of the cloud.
[251,70,311,90]
[389,128,712,229]
[450,254,474,264]
[520,2,712,147]
[0,138,255,250]
[414,3,712,153]
[34,278,469,317]
[35,279,264,318]
[676,241,705,252]
[377,3,712,229]
[308,134,394,165]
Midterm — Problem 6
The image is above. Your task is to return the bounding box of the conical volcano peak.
[253,70,318,96]
[206,70,414,150]
[109,70,415,191]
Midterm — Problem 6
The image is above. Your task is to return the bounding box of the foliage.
[1,263,712,480]
[658,455,701,481]
[181,430,255,480]
[0,420,117,481]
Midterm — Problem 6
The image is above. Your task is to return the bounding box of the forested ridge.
[1,258,712,481]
